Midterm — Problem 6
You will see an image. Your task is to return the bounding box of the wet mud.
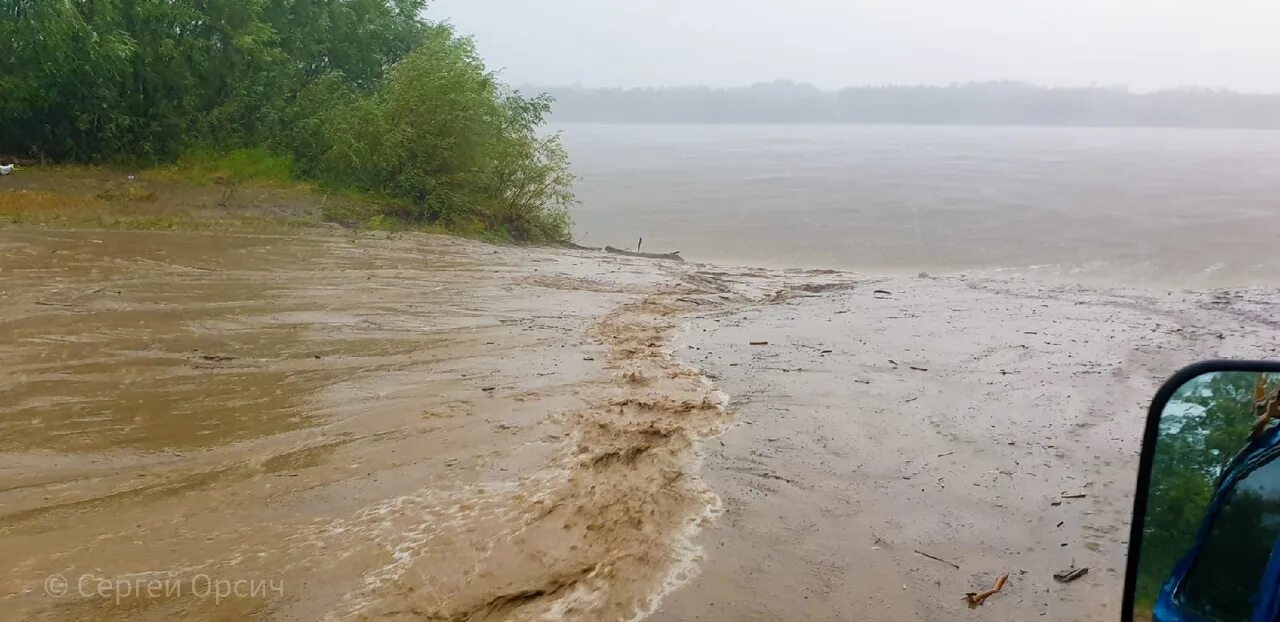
[657,276,1280,621]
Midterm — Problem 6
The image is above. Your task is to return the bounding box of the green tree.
[0,0,574,241]
[318,25,574,240]
[482,92,575,242]
[1136,372,1276,608]
[1,0,136,160]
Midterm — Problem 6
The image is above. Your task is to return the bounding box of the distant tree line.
[0,0,573,242]
[542,81,1280,129]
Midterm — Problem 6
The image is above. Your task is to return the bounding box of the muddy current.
[0,229,855,620]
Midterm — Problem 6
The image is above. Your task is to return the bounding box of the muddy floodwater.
[0,228,848,620]
[3,227,1280,620]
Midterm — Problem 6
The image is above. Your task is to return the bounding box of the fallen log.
[604,245,684,262]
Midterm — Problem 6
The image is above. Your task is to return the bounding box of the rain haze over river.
[562,123,1280,286]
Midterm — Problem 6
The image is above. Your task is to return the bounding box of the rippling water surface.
[561,123,1280,286]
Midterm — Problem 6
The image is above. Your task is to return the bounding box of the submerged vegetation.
[0,0,574,242]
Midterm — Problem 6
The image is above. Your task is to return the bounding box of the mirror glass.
[1134,371,1280,622]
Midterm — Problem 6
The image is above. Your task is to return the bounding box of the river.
[561,123,1280,286]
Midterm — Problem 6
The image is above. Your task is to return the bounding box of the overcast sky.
[426,0,1280,92]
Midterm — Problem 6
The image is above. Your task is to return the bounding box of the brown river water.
[0,227,861,620]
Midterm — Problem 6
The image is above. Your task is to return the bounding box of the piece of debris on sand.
[965,573,1009,608]
[1053,567,1089,583]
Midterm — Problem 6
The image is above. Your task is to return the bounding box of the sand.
[657,276,1280,620]
[3,228,1279,620]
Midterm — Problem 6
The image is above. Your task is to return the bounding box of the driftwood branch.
[965,573,1009,607]
[217,182,236,208]
[1053,567,1089,583]
[604,245,683,262]
[914,549,960,569]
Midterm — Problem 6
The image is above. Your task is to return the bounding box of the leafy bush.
[318,25,574,242]
[0,0,574,242]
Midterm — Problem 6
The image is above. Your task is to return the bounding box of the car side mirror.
[1124,361,1280,622]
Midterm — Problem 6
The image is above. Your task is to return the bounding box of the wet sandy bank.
[657,275,1280,621]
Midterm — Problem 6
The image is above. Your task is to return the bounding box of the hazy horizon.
[525,80,1279,96]
[427,0,1280,94]
[534,82,1280,129]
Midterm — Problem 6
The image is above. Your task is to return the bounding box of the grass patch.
[149,148,300,186]
[0,164,567,243]
[315,189,453,235]
[0,189,311,232]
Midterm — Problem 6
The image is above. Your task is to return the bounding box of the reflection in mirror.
[1135,371,1280,622]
